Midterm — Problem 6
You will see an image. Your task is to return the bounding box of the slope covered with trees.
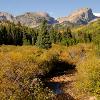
[0,19,99,48]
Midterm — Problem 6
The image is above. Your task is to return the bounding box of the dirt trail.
[46,69,77,100]
[50,72,76,83]
[47,69,95,100]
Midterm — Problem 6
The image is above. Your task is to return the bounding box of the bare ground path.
[46,69,96,100]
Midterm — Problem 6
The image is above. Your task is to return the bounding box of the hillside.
[16,12,57,28]
[0,12,17,23]
[0,12,57,28]
[73,19,100,34]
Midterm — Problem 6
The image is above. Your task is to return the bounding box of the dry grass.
[0,43,99,99]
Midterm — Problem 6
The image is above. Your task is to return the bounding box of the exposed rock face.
[0,12,17,22]
[16,12,58,27]
[0,12,57,27]
[54,21,78,28]
[0,8,99,27]
[57,8,97,25]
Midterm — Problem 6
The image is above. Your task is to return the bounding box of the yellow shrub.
[76,55,100,97]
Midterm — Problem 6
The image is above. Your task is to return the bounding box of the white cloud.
[93,13,100,17]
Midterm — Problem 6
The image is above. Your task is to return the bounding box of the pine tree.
[36,20,52,49]
[0,29,3,45]
[61,27,73,46]
[14,26,23,46]
[50,26,57,43]
[63,27,72,38]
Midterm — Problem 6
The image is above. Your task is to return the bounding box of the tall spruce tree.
[14,26,23,46]
[36,20,51,49]
[50,26,57,43]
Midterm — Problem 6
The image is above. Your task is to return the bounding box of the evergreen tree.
[63,27,72,38]
[36,20,52,49]
[14,27,23,46]
[0,29,3,45]
[61,27,74,46]
[50,26,57,43]
[56,32,62,43]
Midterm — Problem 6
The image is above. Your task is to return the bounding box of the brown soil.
[48,69,95,100]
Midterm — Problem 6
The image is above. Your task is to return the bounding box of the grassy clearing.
[0,43,99,99]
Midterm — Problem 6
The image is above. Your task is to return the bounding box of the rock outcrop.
[0,12,57,27]
[0,12,17,22]
[0,8,99,27]
[57,8,97,25]
[16,12,58,27]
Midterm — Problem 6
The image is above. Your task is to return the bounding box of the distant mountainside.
[53,21,78,30]
[0,8,99,27]
[0,12,57,27]
[57,8,97,25]
[16,12,58,27]
[0,12,17,23]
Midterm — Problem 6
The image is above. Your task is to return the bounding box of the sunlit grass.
[0,43,99,99]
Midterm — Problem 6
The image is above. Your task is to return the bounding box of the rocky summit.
[0,8,99,27]
[0,12,17,23]
[57,8,97,25]
[15,12,57,28]
[0,12,57,28]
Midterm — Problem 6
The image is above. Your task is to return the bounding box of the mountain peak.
[0,8,99,27]
[16,12,57,27]
[24,12,50,17]
[57,8,96,25]
[0,12,15,22]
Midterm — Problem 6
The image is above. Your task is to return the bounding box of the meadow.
[0,43,99,100]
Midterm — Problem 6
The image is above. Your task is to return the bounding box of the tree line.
[0,20,98,49]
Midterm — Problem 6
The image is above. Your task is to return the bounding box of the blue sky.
[0,0,99,18]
